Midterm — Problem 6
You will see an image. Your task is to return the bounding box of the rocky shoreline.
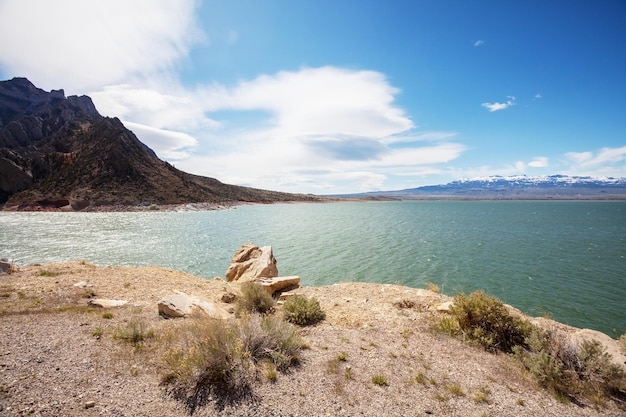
[1,253,625,416]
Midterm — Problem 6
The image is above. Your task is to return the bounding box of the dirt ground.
[1,262,624,416]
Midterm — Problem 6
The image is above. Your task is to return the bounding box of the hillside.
[337,175,626,200]
[0,78,321,210]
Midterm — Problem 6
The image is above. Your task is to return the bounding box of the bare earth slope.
[1,262,624,416]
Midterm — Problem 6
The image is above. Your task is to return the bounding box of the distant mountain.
[0,78,321,210]
[336,175,626,200]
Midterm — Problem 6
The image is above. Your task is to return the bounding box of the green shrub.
[446,291,532,353]
[282,295,326,326]
[161,313,302,412]
[235,282,274,316]
[371,375,388,386]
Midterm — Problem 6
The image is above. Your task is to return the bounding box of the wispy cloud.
[473,40,485,47]
[0,0,203,92]
[482,96,516,112]
[528,156,549,168]
[565,146,626,168]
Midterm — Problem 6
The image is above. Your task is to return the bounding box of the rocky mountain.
[0,78,320,210]
[339,175,626,200]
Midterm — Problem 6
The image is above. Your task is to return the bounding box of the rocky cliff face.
[0,78,317,209]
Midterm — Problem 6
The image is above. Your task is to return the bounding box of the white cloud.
[528,156,549,168]
[0,0,203,92]
[565,146,626,169]
[122,122,198,160]
[482,96,516,112]
[0,2,467,194]
[473,40,485,47]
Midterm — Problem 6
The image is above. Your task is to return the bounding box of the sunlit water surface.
[1,201,624,336]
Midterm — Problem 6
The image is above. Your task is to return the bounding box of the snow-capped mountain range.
[339,175,626,200]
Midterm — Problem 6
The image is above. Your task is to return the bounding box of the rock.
[158,293,194,318]
[158,292,231,319]
[255,276,300,295]
[225,243,278,282]
[73,281,93,288]
[193,300,231,320]
[435,301,454,312]
[0,259,14,274]
[221,292,236,303]
[84,401,96,409]
[87,299,127,308]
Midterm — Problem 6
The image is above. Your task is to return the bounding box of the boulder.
[158,293,194,318]
[255,276,300,295]
[88,299,128,308]
[225,243,278,282]
[158,292,231,319]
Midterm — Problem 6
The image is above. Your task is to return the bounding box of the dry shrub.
[445,291,532,353]
[235,282,274,316]
[161,313,301,413]
[113,319,154,346]
[283,295,326,326]
[514,324,626,406]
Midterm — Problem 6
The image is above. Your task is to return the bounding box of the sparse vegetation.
[235,282,274,316]
[161,313,301,412]
[39,270,63,277]
[91,327,103,338]
[371,375,388,386]
[471,386,491,403]
[282,295,326,326]
[424,281,440,293]
[415,371,428,384]
[514,327,626,405]
[442,290,532,353]
[114,319,154,346]
[446,382,465,396]
[102,312,113,319]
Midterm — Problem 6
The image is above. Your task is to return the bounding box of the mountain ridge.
[334,174,626,200]
[0,78,321,210]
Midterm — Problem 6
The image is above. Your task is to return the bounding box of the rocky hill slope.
[0,78,320,210]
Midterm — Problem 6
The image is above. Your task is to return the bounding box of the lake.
[1,201,624,337]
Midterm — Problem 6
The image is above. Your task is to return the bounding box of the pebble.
[84,400,96,409]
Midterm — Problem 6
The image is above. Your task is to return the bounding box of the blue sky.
[0,0,625,194]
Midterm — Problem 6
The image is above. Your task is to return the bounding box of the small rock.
[436,301,454,312]
[84,401,95,409]
[87,299,127,308]
[73,281,93,288]
[221,292,236,303]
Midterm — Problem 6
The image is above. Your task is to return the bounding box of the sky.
[0,0,625,194]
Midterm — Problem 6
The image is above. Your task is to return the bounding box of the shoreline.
[1,261,625,416]
[2,196,625,212]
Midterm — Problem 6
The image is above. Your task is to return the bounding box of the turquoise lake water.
[1,201,624,337]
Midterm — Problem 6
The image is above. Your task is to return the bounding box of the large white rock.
[157,292,231,319]
[255,276,300,295]
[225,243,278,282]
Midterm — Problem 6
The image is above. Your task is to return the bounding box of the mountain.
[0,78,320,210]
[336,175,626,200]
